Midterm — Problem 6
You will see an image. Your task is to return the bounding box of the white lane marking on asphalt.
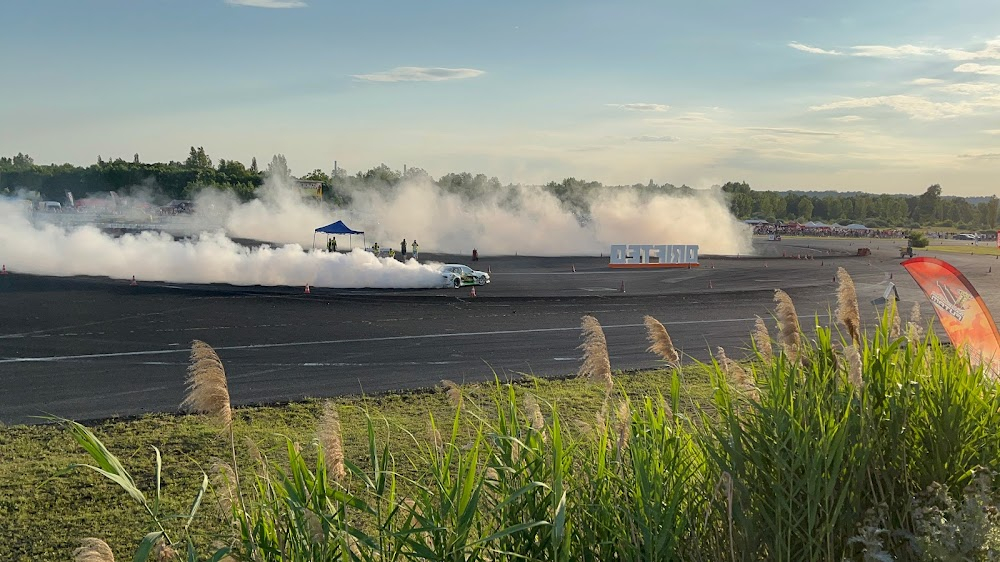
[0,314,829,364]
[552,357,578,361]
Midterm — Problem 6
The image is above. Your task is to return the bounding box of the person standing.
[412,240,419,260]
[401,239,407,259]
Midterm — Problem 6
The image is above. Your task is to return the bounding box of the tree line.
[2,150,997,230]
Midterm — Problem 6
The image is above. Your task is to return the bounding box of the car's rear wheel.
[453,278,461,289]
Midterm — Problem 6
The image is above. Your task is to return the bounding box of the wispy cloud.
[224,0,306,7]
[910,78,945,85]
[810,95,973,120]
[632,135,679,142]
[984,129,1000,135]
[954,63,1000,76]
[830,115,864,122]
[852,44,937,58]
[958,153,1000,160]
[745,126,838,136]
[352,67,485,82]
[936,82,1000,95]
[788,37,1000,61]
[788,42,842,55]
[607,103,669,112]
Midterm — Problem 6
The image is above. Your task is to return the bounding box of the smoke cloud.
[205,175,751,256]
[0,198,446,288]
[1,173,750,287]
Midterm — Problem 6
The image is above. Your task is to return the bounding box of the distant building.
[295,179,323,200]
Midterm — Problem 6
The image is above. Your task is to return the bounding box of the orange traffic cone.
[470,287,477,297]
[0,264,7,275]
[304,283,311,294]
[130,275,137,286]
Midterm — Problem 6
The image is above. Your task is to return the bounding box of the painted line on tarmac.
[0,314,828,364]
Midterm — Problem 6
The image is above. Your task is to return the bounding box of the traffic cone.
[709,279,714,289]
[889,272,893,279]
[470,287,477,297]
[619,280,625,293]
[130,275,137,286]
[0,264,7,275]
[304,283,311,294]
[572,264,576,272]
[488,265,491,273]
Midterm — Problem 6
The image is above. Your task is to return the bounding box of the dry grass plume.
[836,267,862,346]
[181,340,232,427]
[716,347,754,396]
[440,379,462,406]
[524,394,544,432]
[910,302,922,325]
[210,459,237,514]
[318,402,346,483]
[74,538,115,562]
[752,316,773,362]
[846,344,863,390]
[644,315,679,365]
[773,289,801,361]
[153,540,176,562]
[579,315,613,391]
[614,400,631,454]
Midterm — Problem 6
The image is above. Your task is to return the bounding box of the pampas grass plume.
[614,400,631,452]
[74,538,115,562]
[319,402,346,483]
[524,394,544,432]
[210,459,237,514]
[846,344,863,390]
[836,267,862,346]
[644,315,679,364]
[773,289,801,361]
[181,340,232,427]
[440,379,462,406]
[752,316,773,362]
[579,315,613,391]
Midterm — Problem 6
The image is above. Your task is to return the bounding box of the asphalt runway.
[1,236,995,425]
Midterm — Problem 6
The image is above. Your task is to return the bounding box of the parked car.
[439,264,490,288]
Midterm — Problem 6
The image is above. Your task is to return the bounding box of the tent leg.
[312,232,316,251]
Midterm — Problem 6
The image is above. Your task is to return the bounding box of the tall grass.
[56,285,1000,560]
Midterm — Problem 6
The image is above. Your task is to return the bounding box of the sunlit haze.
[4,0,1000,194]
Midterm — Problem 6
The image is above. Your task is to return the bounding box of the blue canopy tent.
[314,220,365,251]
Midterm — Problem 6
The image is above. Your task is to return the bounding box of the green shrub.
[909,231,930,248]
[55,287,1000,561]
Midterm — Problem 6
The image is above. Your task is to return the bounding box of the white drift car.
[440,264,490,289]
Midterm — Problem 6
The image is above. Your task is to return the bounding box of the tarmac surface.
[2,236,997,425]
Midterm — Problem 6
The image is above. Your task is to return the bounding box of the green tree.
[797,196,814,220]
[185,146,212,169]
[267,154,291,180]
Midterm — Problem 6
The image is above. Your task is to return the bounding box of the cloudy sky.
[3,0,1000,195]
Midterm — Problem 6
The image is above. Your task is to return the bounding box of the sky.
[3,0,1000,196]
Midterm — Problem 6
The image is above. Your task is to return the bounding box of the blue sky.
[3,0,1000,195]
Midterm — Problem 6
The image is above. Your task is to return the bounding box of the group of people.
[369,239,419,260]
